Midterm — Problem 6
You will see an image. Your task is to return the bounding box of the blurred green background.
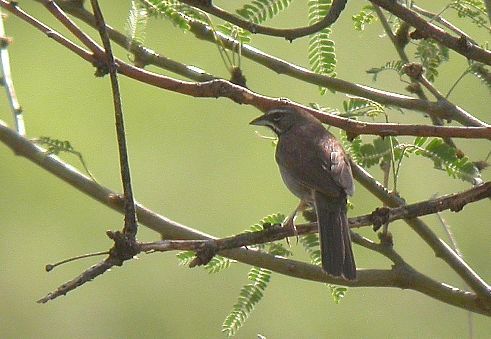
[0,1,490,338]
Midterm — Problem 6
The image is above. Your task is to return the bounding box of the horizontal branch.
[1,121,490,314]
[49,1,486,128]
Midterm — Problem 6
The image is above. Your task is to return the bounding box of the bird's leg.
[283,201,308,245]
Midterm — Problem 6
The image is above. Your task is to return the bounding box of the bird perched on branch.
[250,107,356,280]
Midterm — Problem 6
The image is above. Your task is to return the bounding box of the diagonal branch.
[369,0,491,65]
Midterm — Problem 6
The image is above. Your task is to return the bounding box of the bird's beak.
[249,115,269,126]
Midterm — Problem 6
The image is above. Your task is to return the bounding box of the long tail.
[314,191,356,281]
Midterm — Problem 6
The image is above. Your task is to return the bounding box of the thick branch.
[1,122,490,315]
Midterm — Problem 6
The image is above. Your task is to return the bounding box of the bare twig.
[179,0,347,41]
[90,0,137,238]
[0,9,24,135]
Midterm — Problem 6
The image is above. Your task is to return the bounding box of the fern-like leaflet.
[33,137,96,181]
[308,0,337,94]
[449,0,490,31]
[343,134,482,185]
[367,60,405,81]
[236,0,293,25]
[125,0,149,51]
[352,4,376,31]
[415,39,449,82]
[299,234,348,303]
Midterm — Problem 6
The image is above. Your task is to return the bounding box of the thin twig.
[0,8,24,135]
[90,0,138,237]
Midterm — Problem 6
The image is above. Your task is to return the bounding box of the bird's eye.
[272,116,281,122]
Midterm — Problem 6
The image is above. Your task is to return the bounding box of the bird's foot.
[282,216,298,246]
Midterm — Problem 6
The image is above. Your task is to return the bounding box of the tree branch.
[46,0,486,128]
[0,8,24,135]
[3,1,490,139]
[1,121,490,315]
[178,0,347,41]
[369,0,491,65]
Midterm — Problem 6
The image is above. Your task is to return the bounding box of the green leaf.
[468,63,491,91]
[342,96,385,119]
[140,0,209,31]
[236,0,293,25]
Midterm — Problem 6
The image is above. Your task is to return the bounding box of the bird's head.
[249,107,316,136]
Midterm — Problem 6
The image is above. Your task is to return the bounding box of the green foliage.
[139,0,207,31]
[33,137,96,181]
[366,60,405,81]
[221,213,289,337]
[308,0,336,94]
[236,0,293,25]
[125,0,149,50]
[343,135,482,185]
[299,234,348,303]
[468,63,491,91]
[222,266,272,337]
[216,22,252,44]
[352,4,376,31]
[415,39,449,82]
[300,233,322,266]
[449,0,489,30]
[176,251,236,273]
[411,137,482,184]
[342,96,385,119]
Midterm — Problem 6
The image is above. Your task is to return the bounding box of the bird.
[250,107,356,280]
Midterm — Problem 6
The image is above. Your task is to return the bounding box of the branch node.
[371,207,390,231]
[189,241,218,267]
